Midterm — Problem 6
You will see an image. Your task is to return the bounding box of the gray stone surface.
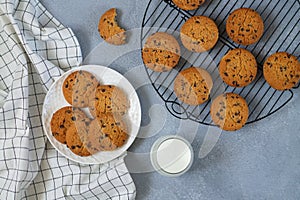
[40,0,300,199]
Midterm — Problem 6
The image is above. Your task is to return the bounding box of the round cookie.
[66,123,91,157]
[226,8,264,45]
[50,106,88,144]
[263,52,300,90]
[142,32,181,72]
[62,70,99,108]
[98,8,126,45]
[84,115,128,153]
[210,93,249,131]
[96,113,128,148]
[89,85,129,117]
[174,67,213,105]
[180,16,219,52]
[219,48,257,87]
[172,0,205,11]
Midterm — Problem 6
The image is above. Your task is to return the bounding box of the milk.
[156,138,192,174]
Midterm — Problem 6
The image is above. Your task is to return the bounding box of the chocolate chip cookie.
[263,52,300,90]
[210,93,249,131]
[62,70,99,108]
[180,16,219,52]
[84,114,128,153]
[142,32,181,72]
[219,48,257,87]
[174,67,213,105]
[98,8,126,45]
[226,8,264,45]
[50,106,88,144]
[172,0,205,11]
[89,85,129,117]
[66,123,91,157]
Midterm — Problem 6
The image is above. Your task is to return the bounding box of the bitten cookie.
[174,67,213,105]
[142,32,181,72]
[89,85,129,117]
[62,70,99,108]
[50,106,88,144]
[172,0,205,11]
[66,123,91,157]
[226,8,264,45]
[210,93,249,131]
[263,52,300,90]
[219,48,257,87]
[180,16,219,52]
[98,8,126,45]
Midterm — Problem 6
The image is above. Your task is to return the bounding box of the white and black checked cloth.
[0,0,136,199]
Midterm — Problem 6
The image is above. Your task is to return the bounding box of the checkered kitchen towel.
[0,0,136,199]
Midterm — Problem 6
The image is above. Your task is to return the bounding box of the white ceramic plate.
[42,65,141,164]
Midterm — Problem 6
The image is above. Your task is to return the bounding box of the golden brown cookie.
[84,114,128,153]
[50,106,88,144]
[219,48,257,87]
[85,119,116,154]
[96,113,128,148]
[89,85,129,117]
[174,67,213,105]
[263,52,300,90]
[210,93,249,131]
[142,32,181,72]
[180,16,219,52]
[98,8,126,45]
[172,0,205,11]
[226,8,264,45]
[62,70,99,108]
[66,123,91,157]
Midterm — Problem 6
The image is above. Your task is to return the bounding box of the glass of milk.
[150,135,194,177]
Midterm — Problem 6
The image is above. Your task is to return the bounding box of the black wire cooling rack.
[141,0,300,126]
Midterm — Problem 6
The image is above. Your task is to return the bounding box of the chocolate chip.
[231,30,234,33]
[65,84,68,88]
[60,125,64,128]
[101,89,106,92]
[71,116,76,121]
[71,146,75,149]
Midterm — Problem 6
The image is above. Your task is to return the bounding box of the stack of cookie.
[50,70,130,156]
